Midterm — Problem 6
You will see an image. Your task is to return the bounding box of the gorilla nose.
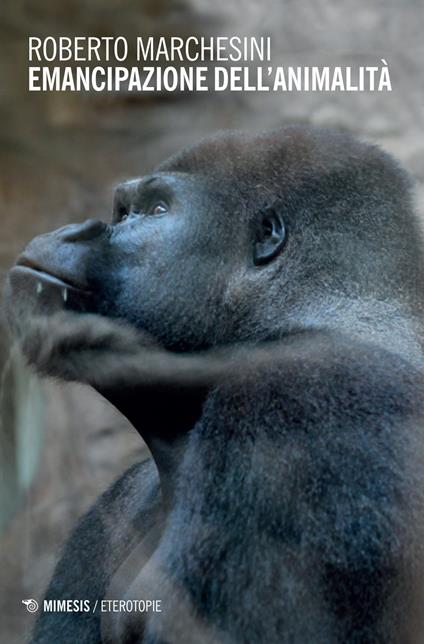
[59,218,109,242]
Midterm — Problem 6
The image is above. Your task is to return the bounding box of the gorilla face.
[6,169,286,351]
[103,172,236,349]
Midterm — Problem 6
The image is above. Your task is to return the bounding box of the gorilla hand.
[18,311,158,385]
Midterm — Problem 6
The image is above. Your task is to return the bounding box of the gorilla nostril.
[60,218,109,242]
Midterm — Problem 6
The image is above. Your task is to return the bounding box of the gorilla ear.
[253,206,286,266]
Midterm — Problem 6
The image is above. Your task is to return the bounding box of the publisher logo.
[22,599,39,613]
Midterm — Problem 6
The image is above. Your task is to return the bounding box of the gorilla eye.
[149,202,168,216]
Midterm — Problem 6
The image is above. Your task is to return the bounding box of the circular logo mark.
[22,599,39,613]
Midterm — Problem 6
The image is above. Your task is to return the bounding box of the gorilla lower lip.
[9,266,92,314]
[14,265,88,293]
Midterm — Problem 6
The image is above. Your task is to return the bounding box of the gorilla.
[5,126,424,644]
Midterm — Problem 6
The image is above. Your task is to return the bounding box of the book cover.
[1,2,423,643]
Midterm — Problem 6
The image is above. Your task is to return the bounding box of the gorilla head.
[7,127,424,356]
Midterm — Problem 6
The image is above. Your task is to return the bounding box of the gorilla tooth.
[36,281,43,294]
[62,288,68,302]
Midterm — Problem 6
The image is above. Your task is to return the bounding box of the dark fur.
[5,127,424,643]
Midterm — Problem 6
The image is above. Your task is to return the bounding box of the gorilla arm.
[17,306,346,392]
[31,459,162,644]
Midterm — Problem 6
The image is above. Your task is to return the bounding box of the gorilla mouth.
[14,259,90,294]
[10,261,92,311]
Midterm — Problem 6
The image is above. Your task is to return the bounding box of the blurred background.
[1,0,424,641]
